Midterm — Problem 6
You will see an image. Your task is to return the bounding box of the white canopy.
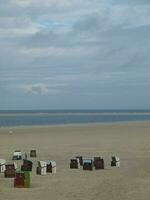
[13,151,22,156]
[0,159,6,173]
[0,159,6,165]
[39,161,47,168]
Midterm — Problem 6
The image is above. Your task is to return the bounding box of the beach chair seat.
[70,159,80,169]
[4,162,17,178]
[36,166,41,175]
[30,150,37,157]
[83,159,93,171]
[94,157,104,169]
[46,160,56,173]
[21,159,33,171]
[111,156,120,167]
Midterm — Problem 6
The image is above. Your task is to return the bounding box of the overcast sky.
[0,0,150,110]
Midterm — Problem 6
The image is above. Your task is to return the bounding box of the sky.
[0,0,150,110]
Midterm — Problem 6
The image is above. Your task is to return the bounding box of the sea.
[0,110,150,127]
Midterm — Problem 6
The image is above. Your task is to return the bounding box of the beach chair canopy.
[5,161,17,169]
[5,162,14,166]
[94,157,103,160]
[0,159,6,165]
[71,158,78,162]
[83,159,93,164]
[112,156,120,162]
[0,159,6,172]
[13,150,22,156]
[39,161,47,167]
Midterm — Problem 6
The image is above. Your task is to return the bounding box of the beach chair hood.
[39,161,47,167]
[0,159,6,173]
[13,151,22,156]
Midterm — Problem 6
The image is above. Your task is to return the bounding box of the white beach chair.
[37,161,47,175]
[111,156,120,167]
[12,150,22,160]
[46,160,57,173]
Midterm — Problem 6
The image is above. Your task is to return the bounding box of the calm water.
[0,110,150,127]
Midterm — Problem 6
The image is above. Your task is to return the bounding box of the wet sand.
[0,121,150,200]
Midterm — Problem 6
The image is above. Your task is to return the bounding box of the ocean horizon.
[1,109,150,114]
[0,109,150,127]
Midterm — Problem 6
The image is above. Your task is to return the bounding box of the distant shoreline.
[0,120,150,130]
[1,112,150,117]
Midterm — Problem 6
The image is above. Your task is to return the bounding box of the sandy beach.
[0,121,150,200]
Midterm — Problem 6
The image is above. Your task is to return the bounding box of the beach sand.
[0,121,150,200]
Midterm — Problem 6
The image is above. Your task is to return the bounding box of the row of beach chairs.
[0,150,56,188]
[0,150,120,188]
[36,160,56,175]
[12,150,37,160]
[70,156,120,170]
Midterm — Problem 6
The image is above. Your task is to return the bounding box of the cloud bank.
[0,0,150,109]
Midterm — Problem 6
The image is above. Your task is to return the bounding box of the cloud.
[73,5,150,34]
[12,0,33,7]
[22,84,49,95]
[112,0,150,5]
